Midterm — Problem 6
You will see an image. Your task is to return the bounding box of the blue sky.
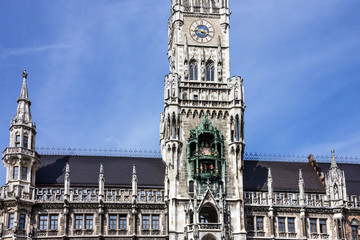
[0,0,360,185]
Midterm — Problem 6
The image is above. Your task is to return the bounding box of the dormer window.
[15,135,20,147]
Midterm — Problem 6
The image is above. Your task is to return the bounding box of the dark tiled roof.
[317,162,360,197]
[36,155,360,196]
[243,161,326,193]
[36,155,165,188]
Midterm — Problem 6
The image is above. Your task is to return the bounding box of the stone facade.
[1,1,360,240]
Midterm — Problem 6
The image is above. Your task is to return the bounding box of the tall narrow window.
[75,215,83,229]
[15,135,20,147]
[352,226,358,240]
[310,219,317,233]
[23,136,28,148]
[246,216,254,231]
[189,61,198,80]
[39,215,48,230]
[119,215,127,229]
[152,215,160,230]
[50,215,58,230]
[278,217,285,232]
[206,61,215,81]
[21,167,27,180]
[142,215,150,229]
[85,215,93,229]
[288,218,295,232]
[13,166,19,180]
[8,213,15,228]
[19,214,26,229]
[256,217,264,231]
[319,219,327,234]
[109,215,117,229]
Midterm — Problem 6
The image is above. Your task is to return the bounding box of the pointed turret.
[132,164,138,202]
[267,168,273,204]
[298,169,305,205]
[64,162,70,200]
[99,163,105,201]
[330,149,338,169]
[3,70,40,191]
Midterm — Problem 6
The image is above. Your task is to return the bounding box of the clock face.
[190,20,214,43]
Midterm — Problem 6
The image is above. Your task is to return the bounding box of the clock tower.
[160,1,246,240]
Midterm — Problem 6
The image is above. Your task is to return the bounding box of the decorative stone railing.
[198,223,221,230]
[0,185,35,201]
[244,191,328,208]
[34,187,164,204]
[2,147,39,158]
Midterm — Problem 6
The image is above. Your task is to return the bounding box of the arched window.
[206,61,215,81]
[199,204,218,223]
[351,219,359,240]
[189,60,198,80]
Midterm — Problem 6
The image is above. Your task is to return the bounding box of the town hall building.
[1,0,360,240]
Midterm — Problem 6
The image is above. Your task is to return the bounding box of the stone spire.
[13,69,33,125]
[132,164,138,200]
[64,162,70,200]
[267,168,273,199]
[99,163,105,200]
[298,169,305,205]
[330,149,338,169]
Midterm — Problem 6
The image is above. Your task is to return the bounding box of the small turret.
[267,168,273,204]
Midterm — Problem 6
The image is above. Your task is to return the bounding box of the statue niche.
[187,116,224,182]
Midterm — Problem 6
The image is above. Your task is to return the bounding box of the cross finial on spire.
[22,69,28,79]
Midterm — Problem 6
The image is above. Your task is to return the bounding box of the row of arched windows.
[189,60,215,81]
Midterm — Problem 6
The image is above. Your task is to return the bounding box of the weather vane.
[22,69,28,79]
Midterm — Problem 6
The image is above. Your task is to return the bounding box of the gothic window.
[119,215,127,229]
[310,219,317,233]
[188,180,194,193]
[50,215,58,230]
[278,217,285,232]
[235,115,240,141]
[288,218,295,232]
[142,215,150,229]
[351,219,359,240]
[256,217,264,231]
[23,135,28,148]
[319,219,327,234]
[39,215,48,230]
[352,226,359,240]
[15,134,20,147]
[8,213,14,228]
[194,94,198,100]
[13,166,19,180]
[206,61,215,81]
[109,215,117,229]
[75,215,83,229]
[199,204,218,223]
[21,167,27,180]
[152,215,160,230]
[19,214,26,229]
[85,215,93,229]
[246,216,254,231]
[189,60,198,80]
